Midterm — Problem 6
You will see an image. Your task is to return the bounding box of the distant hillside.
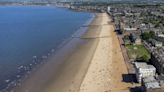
[2,0,164,2]
[0,0,135,2]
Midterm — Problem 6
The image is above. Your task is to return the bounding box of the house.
[148,23,155,28]
[157,33,164,38]
[141,28,150,33]
[152,40,163,47]
[154,36,164,42]
[130,33,141,45]
[158,75,164,84]
[135,38,142,45]
[134,13,140,17]
[150,49,164,75]
[135,62,156,82]
[150,28,160,34]
[119,22,125,33]
[141,23,146,27]
[121,28,141,35]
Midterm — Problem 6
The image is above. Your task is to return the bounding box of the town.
[2,1,164,92]
[110,3,164,92]
[44,2,164,92]
[62,2,164,92]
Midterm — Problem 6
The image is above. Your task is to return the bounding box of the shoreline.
[8,13,96,92]
[2,10,95,92]
[0,5,54,6]
[14,13,100,92]
[4,10,134,92]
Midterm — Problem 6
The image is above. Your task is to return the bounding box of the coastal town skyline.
[2,1,164,92]
[1,0,163,2]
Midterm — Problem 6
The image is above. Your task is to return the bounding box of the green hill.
[0,0,127,2]
[2,0,164,2]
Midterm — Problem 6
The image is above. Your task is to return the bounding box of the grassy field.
[125,45,150,59]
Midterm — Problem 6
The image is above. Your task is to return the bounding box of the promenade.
[118,37,135,74]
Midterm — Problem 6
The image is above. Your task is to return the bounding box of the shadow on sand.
[129,87,142,92]
[122,74,138,83]
[114,30,119,32]
[122,74,143,92]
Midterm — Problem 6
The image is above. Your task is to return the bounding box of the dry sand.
[16,13,133,92]
[79,13,133,92]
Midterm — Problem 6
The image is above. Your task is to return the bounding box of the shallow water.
[0,6,93,91]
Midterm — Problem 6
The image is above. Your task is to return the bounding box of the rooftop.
[124,28,137,31]
[152,48,164,62]
[146,82,161,89]
[135,62,155,69]
[144,76,156,83]
[158,75,164,81]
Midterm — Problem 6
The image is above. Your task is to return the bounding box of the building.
[154,36,164,42]
[130,33,141,45]
[135,38,142,45]
[119,22,125,33]
[134,13,141,17]
[107,6,110,13]
[135,62,156,82]
[152,40,162,47]
[158,75,164,84]
[121,28,141,35]
[141,28,150,33]
[141,76,162,92]
[150,49,164,75]
[157,33,164,38]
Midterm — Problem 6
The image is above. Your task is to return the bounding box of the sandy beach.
[16,13,133,92]
[79,13,133,92]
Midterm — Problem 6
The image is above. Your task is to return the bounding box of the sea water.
[0,6,93,91]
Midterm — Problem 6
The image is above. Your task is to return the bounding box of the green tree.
[149,31,155,38]
[124,35,129,40]
[136,55,149,62]
[157,47,160,50]
[129,25,133,28]
[155,23,160,28]
[141,13,145,17]
[161,20,164,24]
[149,19,159,24]
[143,19,149,23]
[141,32,151,41]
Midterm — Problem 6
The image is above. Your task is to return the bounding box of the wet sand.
[16,13,133,92]
[80,26,102,38]
[16,13,100,92]
[89,18,102,26]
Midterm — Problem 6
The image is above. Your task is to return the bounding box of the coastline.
[0,8,94,91]
[9,13,97,92]
[0,5,52,6]
[7,11,134,92]
[78,13,133,92]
